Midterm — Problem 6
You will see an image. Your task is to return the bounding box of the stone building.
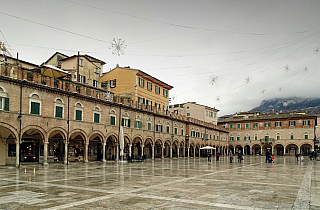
[0,62,228,166]
[169,102,219,125]
[218,111,317,156]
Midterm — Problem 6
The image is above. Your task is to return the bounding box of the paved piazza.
[0,156,319,210]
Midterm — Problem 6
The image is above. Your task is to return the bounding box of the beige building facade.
[170,102,219,125]
[218,111,317,156]
[0,63,228,167]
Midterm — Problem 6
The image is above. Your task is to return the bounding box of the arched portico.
[300,143,313,156]
[0,124,18,166]
[155,139,163,158]
[252,144,261,155]
[164,140,171,158]
[88,132,104,162]
[285,144,298,156]
[132,136,143,158]
[106,134,118,160]
[48,129,66,163]
[69,130,87,162]
[244,145,250,155]
[144,138,153,159]
[273,144,284,156]
[21,128,45,163]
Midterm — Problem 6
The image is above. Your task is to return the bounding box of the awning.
[40,65,70,78]
[200,146,216,150]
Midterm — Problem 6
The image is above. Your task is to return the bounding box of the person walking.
[238,150,243,163]
[295,152,300,161]
[208,152,211,162]
[229,150,233,163]
[266,149,271,163]
[216,151,220,161]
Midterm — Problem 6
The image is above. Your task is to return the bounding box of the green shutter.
[148,123,151,130]
[121,118,124,126]
[140,121,142,129]
[110,116,115,125]
[134,121,137,128]
[55,106,63,118]
[75,110,82,121]
[94,113,100,123]
[128,119,131,127]
[4,98,9,111]
[31,102,40,115]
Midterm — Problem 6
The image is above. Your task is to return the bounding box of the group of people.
[309,151,318,160]
[207,151,221,162]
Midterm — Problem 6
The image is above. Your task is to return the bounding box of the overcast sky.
[1,0,320,116]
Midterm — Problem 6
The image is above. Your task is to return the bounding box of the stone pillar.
[177,146,180,158]
[161,146,164,159]
[84,142,89,163]
[283,147,286,156]
[233,147,235,155]
[250,146,252,155]
[15,141,19,168]
[102,142,106,162]
[129,144,132,157]
[116,145,119,161]
[187,147,190,157]
[298,147,301,155]
[152,145,154,160]
[183,147,186,157]
[199,148,201,157]
[272,146,275,156]
[170,146,172,158]
[141,144,144,157]
[194,147,196,157]
[64,141,68,164]
[43,141,48,166]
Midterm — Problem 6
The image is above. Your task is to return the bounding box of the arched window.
[134,115,142,129]
[54,98,64,118]
[0,85,9,111]
[29,92,41,115]
[109,109,117,126]
[74,102,84,121]
[93,106,101,123]
[121,112,130,127]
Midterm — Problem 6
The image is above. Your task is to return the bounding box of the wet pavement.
[0,156,319,210]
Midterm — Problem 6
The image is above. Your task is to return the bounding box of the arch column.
[102,142,106,162]
[43,141,49,166]
[116,145,119,161]
[15,140,19,167]
[129,144,132,157]
[64,140,68,164]
[84,142,89,163]
[161,146,164,159]
[187,147,190,157]
[272,146,275,155]
[170,146,172,158]
[193,147,196,157]
[183,147,186,157]
[141,144,144,157]
[233,147,235,154]
[298,146,301,154]
[177,146,180,158]
[250,146,252,155]
[283,146,286,156]
[152,145,154,159]
[199,148,201,157]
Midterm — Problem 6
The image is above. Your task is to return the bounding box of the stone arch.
[154,138,163,158]
[29,91,41,99]
[88,131,104,161]
[143,137,153,158]
[69,129,87,162]
[88,130,105,142]
[285,143,299,156]
[106,133,118,161]
[54,97,65,104]
[21,125,46,140]
[47,127,67,140]
[273,143,284,156]
[109,109,117,115]
[252,144,261,155]
[300,143,313,156]
[21,126,46,163]
[132,134,143,144]
[69,129,87,142]
[47,128,67,163]
[0,122,18,142]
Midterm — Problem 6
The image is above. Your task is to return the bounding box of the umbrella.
[200,146,216,150]
[119,126,124,160]
[40,65,70,78]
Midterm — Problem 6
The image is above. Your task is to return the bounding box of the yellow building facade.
[101,66,173,111]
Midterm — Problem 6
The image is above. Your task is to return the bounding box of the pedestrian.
[295,153,300,161]
[315,151,318,160]
[266,149,271,163]
[216,151,220,161]
[238,150,243,163]
[208,152,211,162]
[229,150,233,163]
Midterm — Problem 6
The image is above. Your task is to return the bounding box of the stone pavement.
[0,156,319,210]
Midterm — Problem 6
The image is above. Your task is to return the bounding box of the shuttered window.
[75,110,82,121]
[0,97,9,111]
[135,121,142,129]
[110,116,116,125]
[55,106,63,118]
[30,102,40,115]
[94,113,100,123]
[148,122,152,130]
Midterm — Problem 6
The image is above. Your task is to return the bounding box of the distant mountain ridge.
[250,97,320,115]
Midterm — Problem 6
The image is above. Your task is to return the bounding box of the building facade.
[169,102,219,125]
[100,66,173,112]
[218,111,317,156]
[0,63,228,166]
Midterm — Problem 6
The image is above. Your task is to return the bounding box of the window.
[29,93,41,115]
[55,106,63,118]
[148,122,152,131]
[290,134,294,139]
[230,124,233,129]
[110,116,116,125]
[0,97,9,111]
[110,79,116,88]
[174,127,178,135]
[289,121,295,126]
[230,136,234,141]
[147,81,152,91]
[275,121,282,127]
[94,113,100,123]
[174,110,178,114]
[95,68,99,74]
[75,110,82,121]
[163,89,168,98]
[214,113,217,118]
[253,123,258,128]
[201,133,204,139]
[265,122,271,127]
[191,131,195,137]
[206,134,208,140]
[155,85,160,94]
[254,135,258,140]
[304,134,308,139]
[139,77,145,88]
[31,102,40,115]
[276,135,280,140]
[93,80,98,87]
[79,59,83,66]
[245,123,249,128]
[196,132,200,138]
[265,136,269,141]
[303,120,310,126]
[156,124,163,132]
[244,136,250,140]
[236,136,240,141]
[187,106,189,109]
[121,118,131,127]
[237,124,241,129]
[134,121,142,129]
[181,129,184,136]
[138,97,145,104]
[206,110,209,116]
[79,75,86,84]
[166,126,170,133]
[187,113,190,116]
